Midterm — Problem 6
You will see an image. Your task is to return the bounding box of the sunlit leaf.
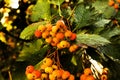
[20,21,46,40]
[71,55,77,66]
[95,19,110,27]
[77,33,110,47]
[48,0,64,5]
[31,0,51,21]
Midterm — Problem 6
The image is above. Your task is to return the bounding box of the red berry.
[26,65,34,73]
[70,33,76,40]
[34,30,42,38]
[32,70,41,79]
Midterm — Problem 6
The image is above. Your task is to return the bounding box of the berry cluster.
[25,65,41,80]
[25,58,75,80]
[108,0,120,11]
[80,68,95,80]
[34,20,78,52]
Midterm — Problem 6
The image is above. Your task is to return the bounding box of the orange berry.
[41,73,48,79]
[46,23,52,31]
[40,64,48,70]
[101,74,108,80]
[52,70,63,78]
[38,25,46,32]
[56,20,65,28]
[52,64,58,70]
[114,3,119,9]
[69,44,78,52]
[26,65,34,73]
[51,41,58,47]
[62,71,71,79]
[108,0,114,6]
[49,73,55,80]
[50,31,56,37]
[84,68,92,76]
[34,30,42,38]
[80,74,87,80]
[70,33,76,40]
[102,68,109,74]
[56,32,65,40]
[68,74,75,80]
[86,75,95,80]
[45,37,52,44]
[117,0,120,3]
[43,58,53,67]
[42,31,50,39]
[52,37,60,44]
[65,30,72,38]
[32,70,41,79]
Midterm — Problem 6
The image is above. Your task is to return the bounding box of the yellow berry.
[52,26,59,33]
[38,25,46,32]
[26,73,34,80]
[59,40,69,48]
[45,67,53,74]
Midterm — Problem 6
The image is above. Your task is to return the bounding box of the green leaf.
[48,0,64,5]
[101,27,120,39]
[20,21,46,40]
[30,0,51,22]
[77,33,110,47]
[92,0,108,13]
[103,7,116,19]
[97,44,120,60]
[71,55,77,66]
[74,4,99,29]
[17,39,48,63]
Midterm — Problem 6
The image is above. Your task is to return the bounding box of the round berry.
[34,30,42,38]
[86,75,95,80]
[43,58,53,67]
[70,33,76,40]
[108,0,114,6]
[32,70,41,79]
[26,65,34,73]
[84,68,92,76]
[80,74,87,80]
[62,71,71,79]
[38,25,46,32]
[56,32,65,40]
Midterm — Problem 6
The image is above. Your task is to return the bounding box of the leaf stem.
[8,70,12,80]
